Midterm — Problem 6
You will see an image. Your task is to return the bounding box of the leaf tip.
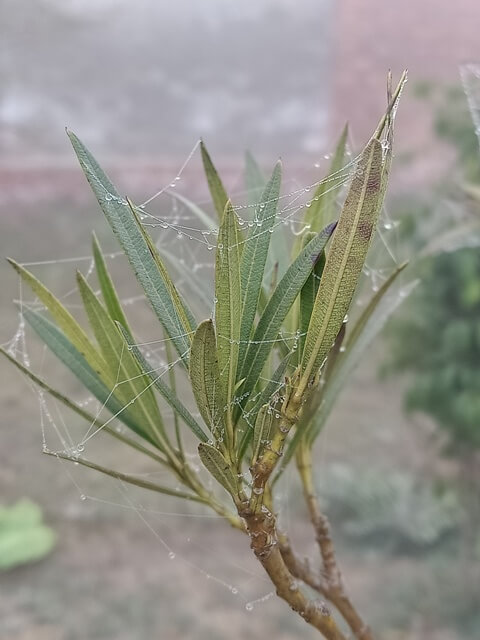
[6,257,21,274]
[324,220,338,237]
[65,128,77,143]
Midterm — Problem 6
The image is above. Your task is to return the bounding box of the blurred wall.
[1,0,333,162]
[331,0,480,187]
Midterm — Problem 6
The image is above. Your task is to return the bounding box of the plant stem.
[249,389,302,512]
[240,506,347,640]
[45,450,204,502]
[296,443,374,640]
[277,530,326,593]
[237,383,349,638]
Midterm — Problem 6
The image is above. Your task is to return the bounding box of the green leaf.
[160,245,213,311]
[22,307,160,449]
[119,324,209,443]
[167,190,217,231]
[200,141,229,220]
[198,443,237,496]
[0,500,55,570]
[244,152,288,281]
[251,404,276,466]
[0,347,169,466]
[76,271,166,445]
[245,151,265,210]
[238,223,336,405]
[238,161,282,373]
[304,124,349,233]
[299,138,385,395]
[305,273,417,448]
[7,259,109,382]
[215,200,242,414]
[189,319,226,440]
[126,198,198,342]
[67,131,194,364]
[92,232,131,333]
[299,232,325,358]
[277,263,413,477]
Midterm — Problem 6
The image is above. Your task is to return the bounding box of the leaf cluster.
[3,74,409,521]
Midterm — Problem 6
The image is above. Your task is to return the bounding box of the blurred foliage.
[0,499,56,570]
[323,464,461,551]
[434,85,480,183]
[385,248,480,451]
[385,82,480,454]
[381,81,480,638]
[378,557,480,638]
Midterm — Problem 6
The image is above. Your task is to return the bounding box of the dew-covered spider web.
[4,113,414,616]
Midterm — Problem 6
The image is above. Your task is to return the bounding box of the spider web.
[3,125,406,617]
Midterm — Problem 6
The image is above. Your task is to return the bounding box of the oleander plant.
[3,73,408,639]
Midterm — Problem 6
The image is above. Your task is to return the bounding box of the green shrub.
[385,79,480,454]
[323,464,461,551]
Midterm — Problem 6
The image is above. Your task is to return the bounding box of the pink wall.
[330,0,480,187]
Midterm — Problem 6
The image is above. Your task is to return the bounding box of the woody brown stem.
[239,504,347,640]
[278,531,329,593]
[240,376,370,638]
[297,444,374,640]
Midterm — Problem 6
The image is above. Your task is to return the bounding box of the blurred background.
[2,1,480,639]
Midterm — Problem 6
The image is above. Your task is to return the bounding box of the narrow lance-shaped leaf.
[117,323,209,443]
[189,319,226,440]
[244,152,289,280]
[8,259,109,382]
[167,190,217,232]
[67,131,194,364]
[304,124,349,233]
[276,263,412,478]
[201,141,229,220]
[238,222,337,408]
[0,346,169,466]
[215,201,242,426]
[126,199,198,334]
[21,308,161,449]
[376,74,396,224]
[302,276,417,445]
[245,151,265,211]
[164,332,182,454]
[160,245,213,311]
[198,443,237,496]
[92,232,131,333]
[238,160,282,373]
[299,232,325,359]
[76,271,166,446]
[298,138,385,396]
